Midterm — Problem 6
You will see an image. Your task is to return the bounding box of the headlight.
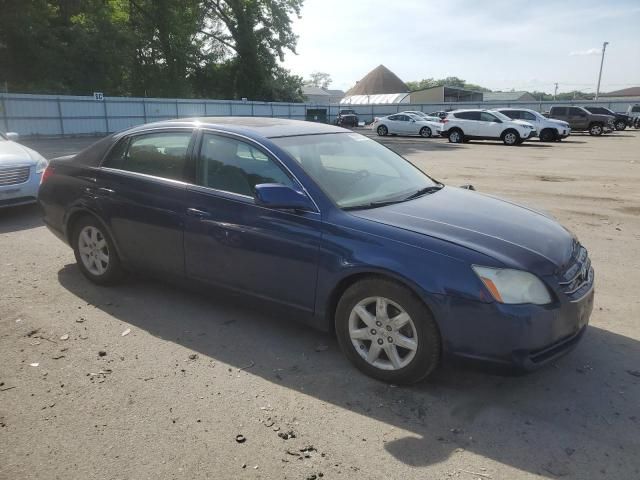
[472,266,552,305]
[35,157,48,174]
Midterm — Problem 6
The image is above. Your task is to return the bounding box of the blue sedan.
[38,118,594,383]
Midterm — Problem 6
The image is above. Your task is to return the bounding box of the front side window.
[569,107,586,117]
[198,133,295,197]
[480,112,498,122]
[103,131,192,181]
[272,132,437,209]
[522,111,537,121]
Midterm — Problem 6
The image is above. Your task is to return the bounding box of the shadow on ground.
[57,264,640,478]
[0,204,42,234]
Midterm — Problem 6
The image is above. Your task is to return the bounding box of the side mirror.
[254,184,315,212]
[494,119,502,123]
[6,132,19,141]
[410,119,416,123]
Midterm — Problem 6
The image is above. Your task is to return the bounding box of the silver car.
[0,132,48,208]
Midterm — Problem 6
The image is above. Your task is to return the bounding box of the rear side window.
[632,106,640,112]
[454,111,480,120]
[501,110,520,119]
[569,107,587,117]
[103,131,193,181]
[198,133,295,197]
[552,107,567,115]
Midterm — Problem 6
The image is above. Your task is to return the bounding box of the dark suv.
[583,106,631,131]
[335,109,359,127]
[546,106,614,136]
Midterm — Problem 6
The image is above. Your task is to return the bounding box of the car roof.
[122,117,347,139]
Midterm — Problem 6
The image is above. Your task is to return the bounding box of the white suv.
[496,108,571,142]
[441,109,537,145]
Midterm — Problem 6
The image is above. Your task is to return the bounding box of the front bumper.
[522,130,537,139]
[433,283,594,372]
[0,166,41,208]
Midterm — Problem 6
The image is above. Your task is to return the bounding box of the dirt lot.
[1,131,639,479]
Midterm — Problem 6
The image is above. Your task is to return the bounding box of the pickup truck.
[545,106,614,136]
[335,109,359,127]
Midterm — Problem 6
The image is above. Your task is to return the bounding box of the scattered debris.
[278,430,296,440]
[235,434,246,443]
[450,428,463,434]
[52,354,65,360]
[29,362,39,367]
[241,463,246,469]
[60,334,69,341]
[188,353,198,361]
[239,360,255,371]
[26,329,40,338]
[0,386,17,392]
[460,469,491,478]
[98,351,107,357]
[76,317,85,323]
[121,328,131,337]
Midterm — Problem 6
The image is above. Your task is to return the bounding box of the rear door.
[385,115,401,134]
[453,111,480,135]
[98,129,195,274]
[568,107,588,129]
[183,131,322,311]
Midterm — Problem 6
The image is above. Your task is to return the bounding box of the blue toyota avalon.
[38,118,594,384]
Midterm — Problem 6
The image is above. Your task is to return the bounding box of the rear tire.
[589,123,603,136]
[335,278,441,384]
[377,125,388,136]
[419,126,432,138]
[72,215,123,285]
[448,129,463,143]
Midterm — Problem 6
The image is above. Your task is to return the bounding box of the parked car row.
[370,104,640,146]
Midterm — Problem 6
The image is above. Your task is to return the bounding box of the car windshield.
[272,132,438,209]
[341,110,355,115]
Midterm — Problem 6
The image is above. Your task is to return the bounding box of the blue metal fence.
[1,92,638,136]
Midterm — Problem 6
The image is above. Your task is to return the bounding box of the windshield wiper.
[342,199,406,211]
[402,183,444,201]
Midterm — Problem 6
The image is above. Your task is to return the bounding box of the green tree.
[307,71,332,89]
[201,0,303,100]
[406,76,491,93]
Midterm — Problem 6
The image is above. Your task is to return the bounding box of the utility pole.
[554,83,558,100]
[595,41,609,101]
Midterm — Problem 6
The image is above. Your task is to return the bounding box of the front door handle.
[186,208,211,219]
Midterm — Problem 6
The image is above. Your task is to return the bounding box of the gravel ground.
[1,130,639,479]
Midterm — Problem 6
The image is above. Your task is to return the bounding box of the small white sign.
[93,92,104,101]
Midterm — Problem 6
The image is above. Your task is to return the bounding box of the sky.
[282,0,640,94]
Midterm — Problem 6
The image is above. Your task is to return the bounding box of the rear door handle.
[186,208,211,219]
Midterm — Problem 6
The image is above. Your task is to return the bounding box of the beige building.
[409,86,483,103]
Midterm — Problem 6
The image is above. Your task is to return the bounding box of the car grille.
[559,243,593,300]
[0,166,31,186]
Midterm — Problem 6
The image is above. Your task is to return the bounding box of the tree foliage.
[0,0,305,101]
[406,76,491,93]
[307,72,332,89]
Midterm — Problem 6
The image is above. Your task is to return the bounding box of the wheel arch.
[324,269,441,335]
[65,208,125,261]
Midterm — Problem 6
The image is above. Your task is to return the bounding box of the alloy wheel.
[348,296,418,371]
[504,132,517,145]
[78,226,109,276]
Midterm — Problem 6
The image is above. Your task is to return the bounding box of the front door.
[476,111,502,137]
[183,132,322,311]
[569,107,589,129]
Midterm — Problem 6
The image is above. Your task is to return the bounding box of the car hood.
[0,141,37,166]
[350,186,575,274]
[511,120,534,128]
[547,118,570,127]
[590,114,615,122]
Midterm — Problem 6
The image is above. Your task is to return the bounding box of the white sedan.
[374,113,442,138]
[400,110,444,124]
[0,131,48,208]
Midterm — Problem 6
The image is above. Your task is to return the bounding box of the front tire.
[614,120,626,131]
[377,125,388,136]
[502,129,520,146]
[589,123,603,136]
[335,278,441,384]
[539,129,556,142]
[419,126,432,138]
[72,215,123,285]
